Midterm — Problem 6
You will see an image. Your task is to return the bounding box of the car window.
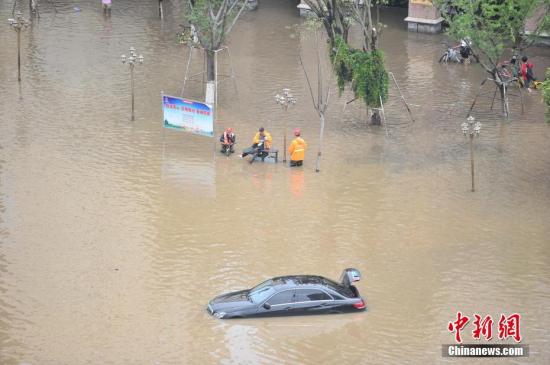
[249,286,276,304]
[267,290,295,305]
[295,289,332,302]
[322,279,355,298]
[331,293,345,300]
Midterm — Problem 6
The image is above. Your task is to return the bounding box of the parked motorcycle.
[439,40,479,64]
[439,47,462,64]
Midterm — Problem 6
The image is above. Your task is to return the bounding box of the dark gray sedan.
[207,268,366,319]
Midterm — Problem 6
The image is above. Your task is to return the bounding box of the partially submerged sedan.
[207,268,366,319]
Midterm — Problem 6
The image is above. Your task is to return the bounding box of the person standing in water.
[102,0,112,15]
[288,128,307,167]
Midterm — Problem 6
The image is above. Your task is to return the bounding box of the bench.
[252,149,279,163]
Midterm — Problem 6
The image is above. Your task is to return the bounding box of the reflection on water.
[289,169,305,198]
[162,145,216,197]
[1,1,550,364]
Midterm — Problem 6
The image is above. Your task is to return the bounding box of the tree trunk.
[493,70,509,117]
[206,50,216,82]
[499,84,509,117]
[342,26,349,44]
[315,112,326,173]
[205,50,216,105]
[371,110,381,126]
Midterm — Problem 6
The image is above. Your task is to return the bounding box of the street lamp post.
[121,47,144,121]
[275,88,296,163]
[8,12,29,82]
[461,115,482,192]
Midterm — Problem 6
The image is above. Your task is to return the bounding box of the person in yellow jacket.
[288,128,307,167]
[240,127,272,159]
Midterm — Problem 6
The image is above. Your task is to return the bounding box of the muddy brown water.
[1,1,550,364]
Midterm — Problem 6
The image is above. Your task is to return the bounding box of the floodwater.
[1,1,550,364]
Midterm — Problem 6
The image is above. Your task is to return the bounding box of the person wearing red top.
[219,127,236,154]
[520,56,536,89]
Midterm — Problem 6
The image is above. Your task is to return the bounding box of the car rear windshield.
[322,278,356,298]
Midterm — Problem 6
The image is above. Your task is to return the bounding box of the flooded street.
[1,0,550,364]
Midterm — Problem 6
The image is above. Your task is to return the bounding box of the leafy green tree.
[332,36,388,113]
[184,0,249,104]
[436,0,550,115]
[437,0,549,70]
[543,68,550,118]
[303,0,389,124]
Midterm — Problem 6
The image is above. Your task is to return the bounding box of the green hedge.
[544,68,550,107]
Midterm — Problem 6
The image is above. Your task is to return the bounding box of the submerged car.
[207,268,366,319]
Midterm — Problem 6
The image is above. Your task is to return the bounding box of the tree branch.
[299,54,321,115]
[225,0,249,36]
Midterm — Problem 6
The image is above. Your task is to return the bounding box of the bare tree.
[186,0,249,104]
[298,20,338,172]
[347,0,380,51]
[303,0,349,46]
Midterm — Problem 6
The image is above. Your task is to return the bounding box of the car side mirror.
[263,303,271,310]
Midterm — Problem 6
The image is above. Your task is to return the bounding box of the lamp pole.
[8,12,28,82]
[461,115,482,192]
[275,88,296,163]
[121,47,144,121]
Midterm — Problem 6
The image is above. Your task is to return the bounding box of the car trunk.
[340,268,361,297]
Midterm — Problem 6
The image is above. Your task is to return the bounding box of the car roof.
[267,275,356,298]
[270,275,335,288]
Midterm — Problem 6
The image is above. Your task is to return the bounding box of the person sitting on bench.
[240,127,272,160]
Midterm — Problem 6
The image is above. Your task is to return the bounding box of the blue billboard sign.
[162,95,214,137]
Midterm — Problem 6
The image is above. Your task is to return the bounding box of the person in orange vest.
[240,127,272,159]
[288,128,307,167]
